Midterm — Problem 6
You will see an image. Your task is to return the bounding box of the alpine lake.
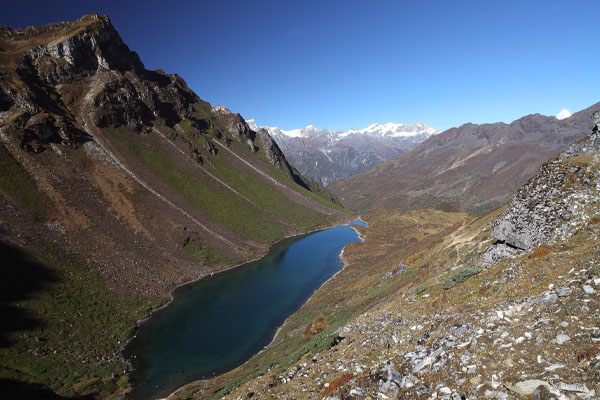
[124,220,366,399]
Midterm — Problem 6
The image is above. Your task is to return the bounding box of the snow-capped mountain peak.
[244,118,439,186]
[246,120,438,141]
[556,109,572,120]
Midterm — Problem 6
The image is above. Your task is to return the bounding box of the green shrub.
[416,285,428,295]
[443,267,482,290]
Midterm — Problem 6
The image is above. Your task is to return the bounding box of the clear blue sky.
[3,0,598,131]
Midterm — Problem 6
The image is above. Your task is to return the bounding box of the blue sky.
[3,0,598,131]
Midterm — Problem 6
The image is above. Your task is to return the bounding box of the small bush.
[529,246,550,259]
[443,267,482,290]
[303,315,328,337]
[589,216,600,225]
[416,285,428,295]
[321,373,353,397]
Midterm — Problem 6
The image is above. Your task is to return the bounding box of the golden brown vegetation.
[321,373,354,397]
[303,315,329,337]
[529,245,550,259]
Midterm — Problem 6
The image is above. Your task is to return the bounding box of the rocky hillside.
[330,105,598,214]
[0,14,346,399]
[0,13,345,296]
[200,113,600,400]
[247,120,437,186]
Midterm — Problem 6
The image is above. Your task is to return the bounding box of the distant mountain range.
[247,119,438,186]
[330,104,598,214]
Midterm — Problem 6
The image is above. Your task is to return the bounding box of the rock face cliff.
[483,113,600,264]
[0,13,344,297]
[331,106,598,214]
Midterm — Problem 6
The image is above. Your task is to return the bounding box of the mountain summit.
[247,119,438,185]
[556,108,572,120]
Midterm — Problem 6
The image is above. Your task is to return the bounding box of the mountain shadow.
[0,379,94,400]
[0,241,56,347]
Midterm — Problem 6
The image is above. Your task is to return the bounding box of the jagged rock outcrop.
[483,113,600,264]
[0,13,201,147]
[216,108,256,150]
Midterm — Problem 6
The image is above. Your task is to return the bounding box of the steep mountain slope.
[0,13,345,295]
[247,119,437,186]
[202,113,600,400]
[331,104,598,214]
[0,14,345,398]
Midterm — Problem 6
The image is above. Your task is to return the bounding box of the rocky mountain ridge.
[247,119,438,186]
[0,13,345,296]
[331,104,599,214]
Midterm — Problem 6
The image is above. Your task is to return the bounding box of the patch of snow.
[556,109,572,120]
[246,119,438,141]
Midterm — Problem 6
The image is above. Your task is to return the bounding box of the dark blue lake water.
[124,220,364,399]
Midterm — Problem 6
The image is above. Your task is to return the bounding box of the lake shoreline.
[262,217,366,353]
[122,216,362,399]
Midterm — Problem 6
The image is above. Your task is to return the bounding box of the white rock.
[515,336,525,344]
[558,382,589,393]
[506,379,550,396]
[439,387,452,395]
[544,363,565,371]
[524,332,532,339]
[583,389,596,399]
[554,334,570,344]
[496,392,508,400]
[583,285,596,294]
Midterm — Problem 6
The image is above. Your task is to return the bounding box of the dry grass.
[303,315,329,337]
[321,373,353,397]
[529,246,550,259]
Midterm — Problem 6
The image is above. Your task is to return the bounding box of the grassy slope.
[176,208,470,399]
[230,136,345,212]
[0,241,161,399]
[108,126,286,244]
[0,145,162,397]
[109,125,343,248]
[0,144,47,221]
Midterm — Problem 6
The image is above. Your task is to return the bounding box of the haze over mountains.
[331,104,598,214]
[247,119,438,185]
